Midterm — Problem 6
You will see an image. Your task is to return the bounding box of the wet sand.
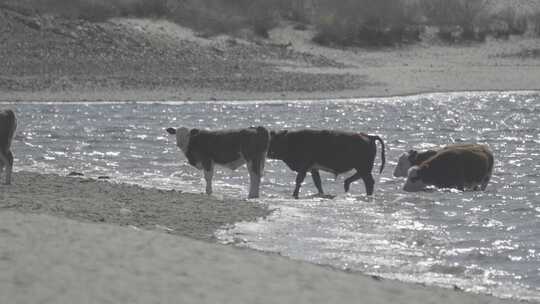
[0,171,269,241]
[0,171,526,303]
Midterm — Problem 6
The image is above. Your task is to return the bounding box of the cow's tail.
[370,135,385,174]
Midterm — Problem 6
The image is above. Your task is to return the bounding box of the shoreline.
[0,171,270,241]
[0,209,521,304]
[1,88,538,104]
[0,171,526,304]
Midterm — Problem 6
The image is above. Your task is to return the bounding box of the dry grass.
[3,0,540,45]
[312,0,422,47]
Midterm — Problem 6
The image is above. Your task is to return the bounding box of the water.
[3,92,540,301]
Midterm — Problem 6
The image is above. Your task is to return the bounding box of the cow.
[166,126,270,199]
[268,129,385,198]
[0,109,17,185]
[403,144,493,192]
[394,144,484,177]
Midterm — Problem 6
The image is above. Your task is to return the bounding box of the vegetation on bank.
[2,0,540,46]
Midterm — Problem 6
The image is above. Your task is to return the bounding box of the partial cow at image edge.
[0,109,17,185]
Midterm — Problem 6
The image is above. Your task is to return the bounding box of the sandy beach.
[0,173,522,304]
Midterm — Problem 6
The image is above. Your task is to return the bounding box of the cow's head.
[268,130,288,159]
[393,150,417,177]
[402,166,427,192]
[166,127,191,154]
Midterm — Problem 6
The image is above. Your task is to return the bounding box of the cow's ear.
[408,150,417,162]
[190,128,200,136]
[166,127,176,135]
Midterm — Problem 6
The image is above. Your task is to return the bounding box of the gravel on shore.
[0,171,270,241]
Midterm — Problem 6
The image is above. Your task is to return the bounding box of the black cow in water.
[268,129,385,198]
[166,126,270,198]
[403,144,494,192]
[0,109,17,185]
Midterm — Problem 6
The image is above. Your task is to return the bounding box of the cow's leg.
[293,170,308,199]
[0,155,4,177]
[344,171,363,193]
[310,169,324,196]
[247,158,263,199]
[0,150,9,185]
[480,177,490,191]
[202,161,214,195]
[5,151,13,185]
[480,170,492,191]
[361,173,375,196]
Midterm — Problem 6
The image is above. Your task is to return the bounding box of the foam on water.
[4,91,540,301]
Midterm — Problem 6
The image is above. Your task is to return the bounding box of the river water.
[4,92,540,301]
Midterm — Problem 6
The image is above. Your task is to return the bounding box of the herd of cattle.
[166,123,494,199]
[1,109,494,199]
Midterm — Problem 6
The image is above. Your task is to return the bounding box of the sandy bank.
[0,210,521,304]
[0,171,528,303]
[0,171,269,241]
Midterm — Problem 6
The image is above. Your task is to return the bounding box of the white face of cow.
[403,166,427,192]
[393,152,413,177]
[175,127,191,154]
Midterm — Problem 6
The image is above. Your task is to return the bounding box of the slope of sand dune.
[0,210,521,304]
[1,4,540,102]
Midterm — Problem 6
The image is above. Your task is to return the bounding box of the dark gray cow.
[268,129,385,198]
[166,126,270,198]
[0,109,16,185]
[394,144,485,177]
[403,144,493,192]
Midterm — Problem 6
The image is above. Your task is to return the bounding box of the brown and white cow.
[0,109,17,185]
[393,144,480,177]
[403,144,493,192]
[268,129,385,198]
[166,126,270,198]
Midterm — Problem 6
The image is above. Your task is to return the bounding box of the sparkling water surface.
[4,92,540,301]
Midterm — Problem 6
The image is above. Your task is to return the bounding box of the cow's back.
[189,127,269,164]
[283,130,375,173]
[0,109,16,152]
[422,145,492,187]
[461,145,493,183]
